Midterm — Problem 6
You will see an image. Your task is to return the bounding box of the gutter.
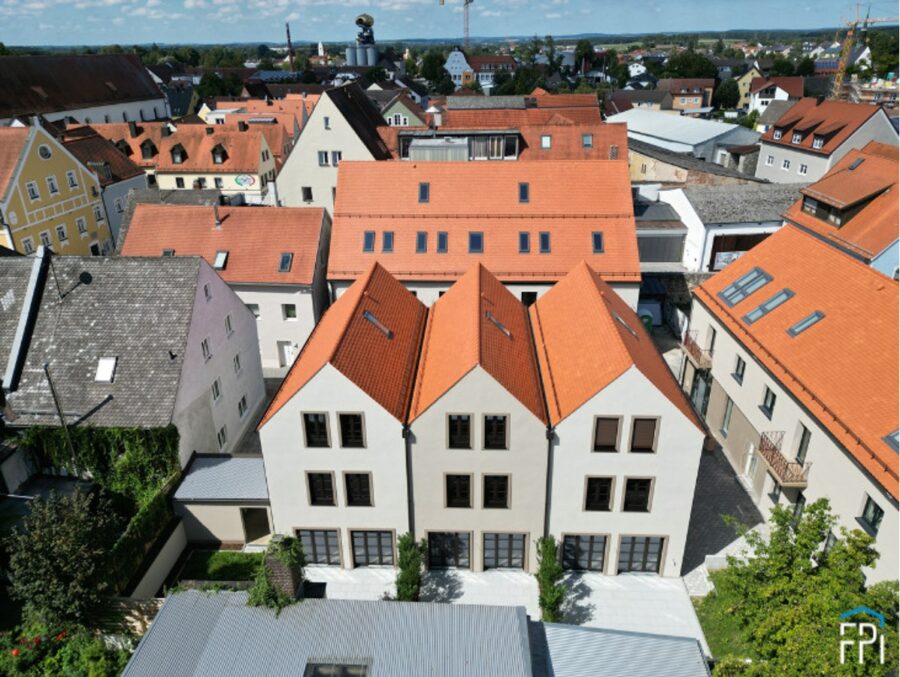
[3,247,49,393]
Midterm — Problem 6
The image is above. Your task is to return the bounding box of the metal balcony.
[758,431,811,488]
[683,330,713,370]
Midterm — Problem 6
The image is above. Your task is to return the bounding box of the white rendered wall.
[1,98,168,126]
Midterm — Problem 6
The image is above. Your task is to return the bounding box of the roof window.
[363,231,375,252]
[95,357,118,383]
[519,182,529,203]
[613,311,638,338]
[485,310,511,338]
[437,231,448,253]
[363,310,393,339]
[592,232,604,253]
[885,430,899,453]
[518,232,530,254]
[539,232,551,254]
[162,248,175,256]
[787,310,825,337]
[848,158,865,171]
[279,253,293,273]
[416,231,427,253]
[418,182,430,203]
[213,251,228,269]
[743,288,794,324]
[468,231,484,253]
[718,267,773,307]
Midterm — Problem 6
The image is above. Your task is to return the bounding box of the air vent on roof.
[363,310,393,339]
[485,310,511,338]
[95,357,117,383]
[848,158,865,171]
[613,311,638,338]
[213,251,228,270]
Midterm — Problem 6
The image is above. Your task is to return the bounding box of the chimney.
[205,126,214,135]
[161,125,171,137]
[213,203,221,229]
[128,121,138,138]
[263,535,304,600]
[238,121,248,132]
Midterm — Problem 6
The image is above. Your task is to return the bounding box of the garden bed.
[177,550,262,582]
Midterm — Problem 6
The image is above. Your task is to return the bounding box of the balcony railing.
[683,331,713,370]
[759,431,811,488]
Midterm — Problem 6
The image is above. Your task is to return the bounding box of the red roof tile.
[695,226,899,498]
[0,128,30,199]
[409,263,546,422]
[439,106,602,128]
[60,126,144,186]
[120,204,326,285]
[762,97,884,155]
[258,262,426,427]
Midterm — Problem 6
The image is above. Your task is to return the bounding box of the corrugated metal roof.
[607,108,752,146]
[174,455,268,502]
[124,592,533,677]
[537,622,711,677]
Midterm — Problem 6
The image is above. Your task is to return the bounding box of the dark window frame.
[338,413,365,448]
[448,414,472,449]
[303,413,330,448]
[584,477,613,512]
[483,415,508,450]
[307,472,335,506]
[592,417,620,452]
[622,478,653,512]
[629,418,658,453]
[445,474,472,508]
[344,473,372,507]
[483,475,510,509]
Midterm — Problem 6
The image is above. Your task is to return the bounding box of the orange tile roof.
[531,261,702,428]
[258,262,426,427]
[120,204,326,285]
[517,123,627,161]
[211,93,318,120]
[695,225,899,498]
[761,97,883,155]
[783,144,898,260]
[0,127,30,200]
[409,263,546,422]
[330,160,640,284]
[440,106,602,128]
[749,76,804,98]
[467,54,517,71]
[60,126,144,185]
[532,92,602,109]
[88,121,167,169]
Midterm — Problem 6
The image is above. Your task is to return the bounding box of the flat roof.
[174,455,269,502]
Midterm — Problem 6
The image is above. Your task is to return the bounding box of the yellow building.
[735,67,763,110]
[0,125,112,256]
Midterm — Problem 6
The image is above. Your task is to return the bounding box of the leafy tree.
[257,58,275,71]
[256,44,271,59]
[99,44,124,54]
[713,78,740,109]
[196,73,243,99]
[420,50,446,85]
[434,71,456,95]
[0,624,132,676]
[462,79,483,93]
[395,533,426,602]
[704,499,898,676]
[737,109,759,130]
[0,42,8,56]
[535,536,566,622]
[366,66,388,84]
[574,78,595,94]
[664,49,717,79]
[404,56,418,77]
[544,35,563,75]
[492,69,515,95]
[714,38,726,55]
[5,490,123,627]
[521,35,544,68]
[795,56,815,76]
[574,39,595,73]
[770,56,795,76]
[869,29,899,78]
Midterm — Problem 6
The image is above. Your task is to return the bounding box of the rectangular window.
[743,288,794,324]
[46,176,59,195]
[782,159,791,170]
[214,177,224,189]
[331,151,342,166]
[787,311,825,337]
[483,415,508,450]
[428,532,470,569]
[448,415,471,449]
[233,353,242,374]
[446,475,471,508]
[812,136,824,149]
[483,475,509,509]
[718,267,773,307]
[541,135,551,149]
[26,181,40,200]
[584,477,612,511]
[40,231,51,248]
[66,170,78,188]
[302,186,313,202]
[279,252,293,273]
[318,151,329,166]
[861,497,884,534]
[415,231,427,253]
[609,144,619,160]
[21,237,34,254]
[211,378,221,402]
[323,116,330,129]
[761,387,776,419]
[345,473,372,507]
[539,232,550,253]
[593,417,619,452]
[733,355,746,384]
[798,164,808,176]
[297,529,340,566]
[468,232,483,253]
[213,250,228,269]
[623,478,652,512]
[592,232,604,253]
[722,397,734,437]
[203,283,212,301]
[76,218,87,235]
[282,304,297,320]
[216,425,228,449]
[617,536,664,573]
[765,154,774,166]
[518,182,529,203]
[418,182,430,203]
[303,413,330,448]
[246,303,260,319]
[55,225,67,242]
[351,531,393,566]
[382,231,394,253]
[629,418,657,453]
[562,534,606,571]
[437,231,448,253]
[201,337,212,361]
[791,132,802,144]
[363,231,376,252]
[483,533,525,570]
[582,133,593,148]
[307,473,335,506]
[773,130,783,140]
[238,394,248,418]
[518,232,530,254]
[175,177,185,188]
[339,413,364,448]
[796,424,811,465]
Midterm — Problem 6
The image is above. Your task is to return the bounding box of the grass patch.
[178,550,262,582]
[693,576,758,661]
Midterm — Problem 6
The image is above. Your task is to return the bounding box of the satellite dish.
[79,271,93,285]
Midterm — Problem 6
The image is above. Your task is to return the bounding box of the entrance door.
[277,341,297,368]
[483,533,526,570]
[240,508,271,544]
[427,532,471,569]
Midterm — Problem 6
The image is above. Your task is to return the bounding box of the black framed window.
[518,182,529,203]
[518,232,530,253]
[761,387,776,419]
[448,415,471,449]
[539,232,551,253]
[345,473,372,507]
[483,533,525,570]
[468,231,484,253]
[339,414,364,448]
[733,355,746,384]
[303,413,329,447]
[592,231,604,253]
[623,478,652,512]
[630,418,657,452]
[416,231,427,253]
[437,231,448,253]
[593,418,619,452]
[428,532,470,569]
[296,529,340,565]
[307,473,335,506]
[795,424,811,465]
[861,497,884,534]
[562,534,607,571]
[418,182,430,203]
[483,475,509,509]
[382,231,394,253]
[617,536,664,573]
[585,477,612,511]
[483,415,508,450]
[446,475,471,508]
[351,531,393,566]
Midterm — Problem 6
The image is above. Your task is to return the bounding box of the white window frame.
[26,181,40,201]
[46,175,59,195]
[798,164,808,176]
[201,337,212,361]
[781,159,791,171]
[66,170,78,188]
[540,135,551,149]
[55,224,68,242]
[39,230,52,248]
[812,136,824,149]
[76,217,88,236]
[21,237,35,254]
[225,313,234,337]
[765,155,774,166]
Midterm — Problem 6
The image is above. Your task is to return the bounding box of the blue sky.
[0,0,881,47]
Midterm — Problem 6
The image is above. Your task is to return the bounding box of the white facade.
[748,85,791,116]
[172,262,266,465]
[444,50,472,86]
[102,173,148,247]
[2,98,168,127]
[548,367,704,577]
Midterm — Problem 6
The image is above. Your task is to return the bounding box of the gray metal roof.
[446,96,527,110]
[757,100,797,126]
[683,183,804,224]
[628,139,766,182]
[607,108,750,145]
[124,592,533,677]
[174,455,269,502]
[532,622,710,677]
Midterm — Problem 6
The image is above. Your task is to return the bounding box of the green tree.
[795,56,815,76]
[706,499,898,676]
[395,533,426,602]
[574,39,595,73]
[5,490,123,627]
[770,56,795,76]
[664,49,718,79]
[462,79,483,93]
[0,42,8,56]
[366,65,388,84]
[535,536,566,623]
[421,50,446,85]
[99,44,124,54]
[492,69,515,95]
[404,56,418,77]
[869,29,899,78]
[738,109,759,130]
[544,34,563,74]
[256,44,271,59]
[714,38,726,55]
[521,35,544,68]
[434,71,456,95]
[257,58,276,71]
[713,78,740,109]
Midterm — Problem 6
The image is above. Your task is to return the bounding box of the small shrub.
[535,536,566,623]
[247,537,305,613]
[395,533,426,602]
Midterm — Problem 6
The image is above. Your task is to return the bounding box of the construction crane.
[439,0,475,49]
[830,3,898,99]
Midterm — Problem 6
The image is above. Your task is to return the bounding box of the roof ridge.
[529,301,561,423]
[409,304,435,420]
[331,262,380,366]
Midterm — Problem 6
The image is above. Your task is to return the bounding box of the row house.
[328,160,642,309]
[0,125,112,257]
[655,79,715,114]
[0,251,265,486]
[747,77,804,116]
[681,225,898,582]
[119,203,332,376]
[755,98,897,184]
[781,141,898,279]
[256,261,703,575]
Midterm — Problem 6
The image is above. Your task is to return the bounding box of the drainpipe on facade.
[402,424,414,535]
[543,425,554,539]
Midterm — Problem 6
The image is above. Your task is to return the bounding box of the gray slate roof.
[683,183,805,224]
[124,592,533,677]
[174,455,268,502]
[629,139,766,182]
[757,99,797,126]
[446,96,528,110]
[0,254,199,428]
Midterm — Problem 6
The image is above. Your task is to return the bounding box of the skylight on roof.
[718,267,773,307]
[95,357,117,383]
[485,310,511,338]
[279,253,293,273]
[213,251,228,270]
[363,310,393,339]
[885,430,899,454]
[848,158,865,171]
[787,310,825,337]
[743,288,794,324]
[162,249,175,256]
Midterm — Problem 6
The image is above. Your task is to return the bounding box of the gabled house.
[782,141,899,278]
[655,78,715,113]
[466,54,518,92]
[748,77,804,115]
[735,67,763,110]
[119,203,332,375]
[365,89,427,127]
[408,264,548,573]
[0,251,266,470]
[628,138,766,186]
[755,98,897,183]
[604,89,674,115]
[532,262,704,576]
[682,225,898,582]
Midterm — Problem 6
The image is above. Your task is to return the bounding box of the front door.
[240,508,271,544]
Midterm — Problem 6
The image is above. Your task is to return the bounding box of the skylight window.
[485,310,511,338]
[418,182,430,203]
[95,357,117,383]
[518,182,529,203]
[539,232,551,253]
[279,253,293,273]
[363,310,393,339]
[437,231,448,253]
[363,231,376,252]
[469,232,484,253]
[162,249,175,256]
[885,430,899,454]
[613,311,638,338]
[718,267,773,307]
[518,232,530,253]
[213,251,228,269]
[382,231,394,253]
[416,231,427,253]
[787,310,825,337]
[848,158,865,171]
[592,232,604,253]
[743,288,794,324]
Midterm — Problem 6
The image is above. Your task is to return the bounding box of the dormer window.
[812,136,824,149]
[791,132,802,144]
[140,140,156,160]
[773,129,783,140]
[171,144,185,164]
[212,144,227,165]
[116,140,133,156]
